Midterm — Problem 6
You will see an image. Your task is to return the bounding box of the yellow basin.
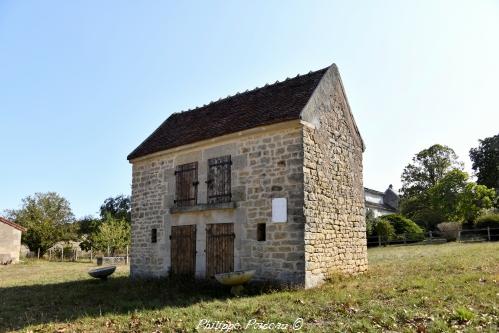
[215,270,256,286]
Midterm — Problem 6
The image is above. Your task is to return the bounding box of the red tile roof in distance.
[0,216,27,232]
[127,66,330,160]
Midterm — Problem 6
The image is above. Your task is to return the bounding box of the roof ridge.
[173,66,329,116]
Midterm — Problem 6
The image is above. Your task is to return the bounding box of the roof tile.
[128,66,329,160]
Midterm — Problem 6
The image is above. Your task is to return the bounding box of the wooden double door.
[206,223,235,278]
[170,225,197,276]
[170,223,235,278]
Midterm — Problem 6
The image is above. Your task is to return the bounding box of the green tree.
[400,144,496,229]
[401,144,463,198]
[428,169,469,222]
[92,214,130,255]
[457,183,496,223]
[78,195,131,252]
[399,194,443,230]
[59,222,79,243]
[400,145,464,229]
[76,216,102,251]
[6,192,74,255]
[77,215,101,236]
[469,133,499,191]
[100,195,131,223]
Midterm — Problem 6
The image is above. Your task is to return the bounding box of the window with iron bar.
[206,155,232,204]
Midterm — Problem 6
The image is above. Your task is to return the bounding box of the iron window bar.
[207,155,232,204]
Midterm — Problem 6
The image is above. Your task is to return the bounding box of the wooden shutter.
[174,162,198,207]
[207,156,232,204]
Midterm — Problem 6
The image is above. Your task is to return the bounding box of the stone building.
[364,185,399,217]
[0,216,26,264]
[128,64,367,288]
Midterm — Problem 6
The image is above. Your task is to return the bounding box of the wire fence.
[20,227,499,259]
[367,232,429,247]
[23,246,129,264]
[458,227,499,242]
[367,227,499,247]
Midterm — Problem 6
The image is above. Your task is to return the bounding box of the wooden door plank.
[206,223,234,277]
[171,225,196,277]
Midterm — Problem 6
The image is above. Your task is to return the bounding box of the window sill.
[170,201,237,214]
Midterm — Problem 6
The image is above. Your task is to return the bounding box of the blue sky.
[1,1,498,218]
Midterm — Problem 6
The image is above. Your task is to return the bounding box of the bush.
[375,219,395,245]
[365,209,377,236]
[475,213,499,228]
[382,214,425,241]
[436,222,461,241]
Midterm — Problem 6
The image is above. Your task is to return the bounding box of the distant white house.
[365,185,399,217]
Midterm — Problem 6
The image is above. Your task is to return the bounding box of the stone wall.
[130,121,305,284]
[0,222,22,263]
[237,125,305,284]
[130,66,367,287]
[301,66,368,288]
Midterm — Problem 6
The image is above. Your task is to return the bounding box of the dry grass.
[1,242,498,332]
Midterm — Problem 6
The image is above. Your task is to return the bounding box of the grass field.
[1,243,498,332]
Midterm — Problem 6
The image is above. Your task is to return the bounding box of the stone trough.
[215,270,256,295]
[88,266,116,280]
[96,256,127,266]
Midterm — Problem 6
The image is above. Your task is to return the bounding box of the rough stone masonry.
[301,66,367,287]
[128,64,367,288]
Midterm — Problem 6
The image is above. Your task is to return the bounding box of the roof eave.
[0,217,27,232]
[128,119,302,163]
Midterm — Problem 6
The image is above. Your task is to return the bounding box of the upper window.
[206,155,232,204]
[174,162,198,207]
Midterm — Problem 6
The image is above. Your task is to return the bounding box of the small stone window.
[151,228,157,243]
[174,162,199,207]
[257,223,266,241]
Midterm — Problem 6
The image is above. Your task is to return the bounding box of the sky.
[1,1,498,218]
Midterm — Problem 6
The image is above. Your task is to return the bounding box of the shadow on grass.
[0,276,281,331]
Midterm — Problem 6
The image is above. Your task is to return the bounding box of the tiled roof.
[364,187,385,196]
[0,216,27,232]
[365,201,397,213]
[128,66,329,160]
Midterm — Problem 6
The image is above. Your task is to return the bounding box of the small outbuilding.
[0,216,26,264]
[128,64,368,288]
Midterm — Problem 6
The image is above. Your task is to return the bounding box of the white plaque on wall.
[272,198,287,223]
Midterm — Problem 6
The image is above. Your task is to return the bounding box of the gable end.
[300,64,365,151]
